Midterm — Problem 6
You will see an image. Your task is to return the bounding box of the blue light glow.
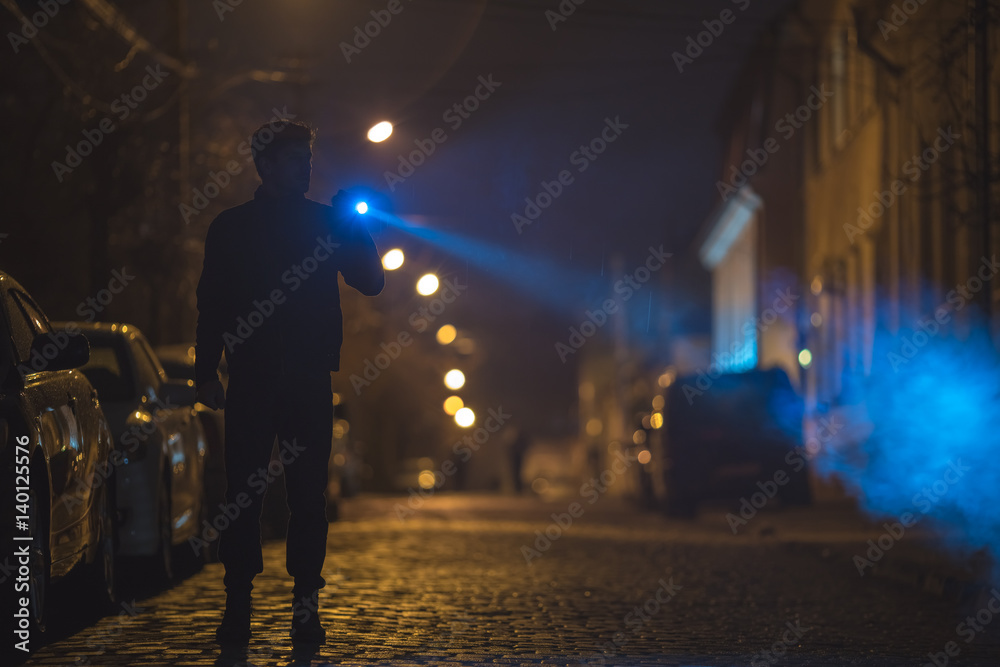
[355,201,369,214]
[813,318,1000,578]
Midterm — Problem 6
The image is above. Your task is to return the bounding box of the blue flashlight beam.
[362,209,647,315]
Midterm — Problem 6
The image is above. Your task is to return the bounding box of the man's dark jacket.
[195,188,384,388]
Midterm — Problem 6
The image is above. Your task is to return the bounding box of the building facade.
[701,0,999,414]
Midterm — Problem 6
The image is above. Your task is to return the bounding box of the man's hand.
[196,378,226,410]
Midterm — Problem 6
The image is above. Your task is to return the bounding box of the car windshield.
[79,333,135,402]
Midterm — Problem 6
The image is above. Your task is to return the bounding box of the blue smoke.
[813,313,1000,579]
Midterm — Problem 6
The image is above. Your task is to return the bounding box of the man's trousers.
[218,362,333,599]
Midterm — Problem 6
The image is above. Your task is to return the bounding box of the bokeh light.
[367,120,393,142]
[436,324,457,345]
[382,248,404,270]
[416,274,439,295]
[444,369,465,390]
[443,395,464,415]
[417,470,436,489]
[455,407,475,427]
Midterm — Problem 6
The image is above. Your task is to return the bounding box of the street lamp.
[416,273,439,296]
[444,369,465,390]
[382,248,404,270]
[367,121,393,142]
[455,407,475,427]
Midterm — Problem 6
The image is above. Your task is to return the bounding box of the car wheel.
[27,477,50,635]
[155,478,174,583]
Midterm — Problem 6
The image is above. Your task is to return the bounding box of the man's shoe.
[290,592,325,644]
[215,592,253,645]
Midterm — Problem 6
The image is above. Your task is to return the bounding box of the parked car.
[56,322,207,581]
[154,343,226,457]
[662,367,811,516]
[0,271,116,637]
[154,343,225,560]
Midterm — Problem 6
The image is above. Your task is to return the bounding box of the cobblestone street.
[15,494,1000,666]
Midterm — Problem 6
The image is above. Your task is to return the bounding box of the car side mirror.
[160,378,197,407]
[27,331,90,372]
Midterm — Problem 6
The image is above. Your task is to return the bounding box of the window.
[129,335,163,401]
[79,344,134,403]
[12,291,52,335]
[4,294,36,364]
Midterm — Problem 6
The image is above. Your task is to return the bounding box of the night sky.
[2,0,799,430]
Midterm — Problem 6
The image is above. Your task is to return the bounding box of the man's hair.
[250,119,315,173]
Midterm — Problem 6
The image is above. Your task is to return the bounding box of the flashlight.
[355,201,369,214]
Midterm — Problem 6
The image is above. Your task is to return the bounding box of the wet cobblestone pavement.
[14,494,1000,666]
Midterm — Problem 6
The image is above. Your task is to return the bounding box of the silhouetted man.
[195,119,384,645]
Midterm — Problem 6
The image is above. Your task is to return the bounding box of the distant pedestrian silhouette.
[195,119,384,645]
[509,427,531,493]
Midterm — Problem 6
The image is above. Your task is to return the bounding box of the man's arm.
[194,216,229,394]
[339,222,385,297]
